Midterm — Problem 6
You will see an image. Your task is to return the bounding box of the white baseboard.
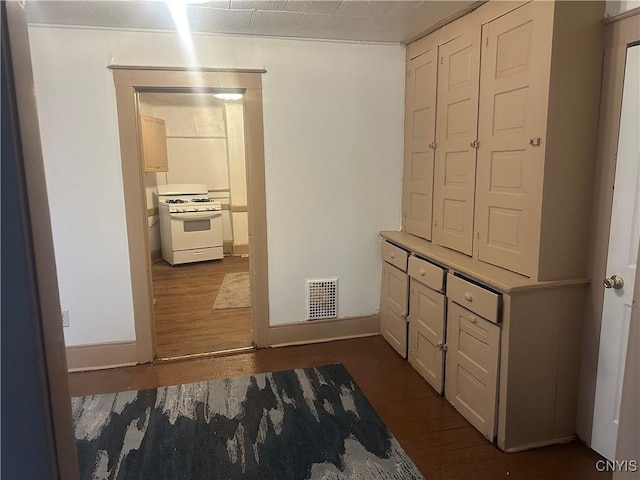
[501,435,577,453]
[268,315,380,347]
[66,340,137,372]
[67,316,381,371]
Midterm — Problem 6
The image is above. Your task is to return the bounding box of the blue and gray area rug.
[72,363,423,479]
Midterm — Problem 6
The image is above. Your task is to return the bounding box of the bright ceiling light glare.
[213,93,243,101]
[165,0,194,53]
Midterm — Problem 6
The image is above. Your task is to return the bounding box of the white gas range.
[157,184,223,265]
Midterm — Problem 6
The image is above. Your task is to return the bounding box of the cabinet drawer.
[447,274,500,324]
[382,241,408,272]
[408,255,445,291]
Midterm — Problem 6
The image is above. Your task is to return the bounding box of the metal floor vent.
[306,278,338,320]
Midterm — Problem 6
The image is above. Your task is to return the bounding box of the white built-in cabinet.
[385,0,604,453]
[432,30,480,256]
[402,0,603,281]
[407,256,447,394]
[380,242,409,357]
[140,115,169,173]
[403,50,437,240]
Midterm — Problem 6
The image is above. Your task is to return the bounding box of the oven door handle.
[170,211,221,220]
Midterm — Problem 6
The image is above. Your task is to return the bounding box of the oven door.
[169,211,223,251]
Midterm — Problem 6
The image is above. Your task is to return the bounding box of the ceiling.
[25,1,483,44]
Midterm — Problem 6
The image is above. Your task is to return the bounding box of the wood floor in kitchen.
[151,255,253,359]
[69,336,608,480]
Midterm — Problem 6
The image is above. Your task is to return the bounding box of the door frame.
[111,67,270,363]
[577,10,640,446]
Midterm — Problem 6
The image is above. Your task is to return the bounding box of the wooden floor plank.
[151,256,253,359]
[69,336,608,480]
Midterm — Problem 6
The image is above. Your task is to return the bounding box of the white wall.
[606,0,640,17]
[28,26,405,344]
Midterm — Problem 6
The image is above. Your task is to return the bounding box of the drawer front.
[408,255,445,291]
[382,241,408,272]
[446,274,500,323]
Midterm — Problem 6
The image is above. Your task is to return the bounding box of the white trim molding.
[268,315,380,347]
[66,341,137,372]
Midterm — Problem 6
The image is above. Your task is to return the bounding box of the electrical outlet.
[62,310,70,327]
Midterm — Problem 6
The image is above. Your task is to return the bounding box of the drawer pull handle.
[419,268,425,276]
[464,292,473,302]
[390,252,395,259]
[469,315,477,324]
[401,313,407,320]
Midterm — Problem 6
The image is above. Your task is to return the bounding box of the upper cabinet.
[432,31,481,256]
[402,1,603,281]
[403,49,437,240]
[140,114,169,173]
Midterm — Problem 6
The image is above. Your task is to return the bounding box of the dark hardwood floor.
[68,336,609,480]
[151,256,253,359]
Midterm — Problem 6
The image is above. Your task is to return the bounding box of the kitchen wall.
[606,0,640,16]
[28,26,405,345]
[142,101,245,255]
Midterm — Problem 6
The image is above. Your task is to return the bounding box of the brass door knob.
[603,275,624,289]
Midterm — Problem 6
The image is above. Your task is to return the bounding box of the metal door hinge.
[476,231,482,239]
[434,219,439,227]
[470,140,480,149]
[440,57,444,64]
[485,37,489,47]
[529,137,541,147]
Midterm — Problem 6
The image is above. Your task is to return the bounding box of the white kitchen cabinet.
[445,292,501,441]
[380,246,409,358]
[408,277,446,394]
[432,29,481,256]
[380,230,586,452]
[402,0,603,280]
[140,114,168,172]
[403,49,437,240]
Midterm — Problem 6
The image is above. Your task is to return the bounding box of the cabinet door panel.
[433,31,480,256]
[408,280,446,393]
[403,49,437,240]
[445,301,500,441]
[475,2,552,276]
[381,262,409,358]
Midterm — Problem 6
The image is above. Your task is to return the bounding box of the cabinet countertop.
[380,231,589,295]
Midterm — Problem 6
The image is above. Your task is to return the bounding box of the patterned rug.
[213,272,251,309]
[72,364,423,479]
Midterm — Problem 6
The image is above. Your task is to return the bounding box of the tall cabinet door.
[445,302,500,441]
[381,262,409,358]
[403,49,438,240]
[432,31,481,255]
[474,2,552,276]
[408,280,446,393]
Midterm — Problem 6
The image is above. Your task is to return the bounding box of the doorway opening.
[111,67,269,364]
[138,90,253,359]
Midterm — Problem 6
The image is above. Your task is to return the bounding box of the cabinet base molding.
[502,435,576,454]
[269,315,380,347]
[66,340,137,372]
